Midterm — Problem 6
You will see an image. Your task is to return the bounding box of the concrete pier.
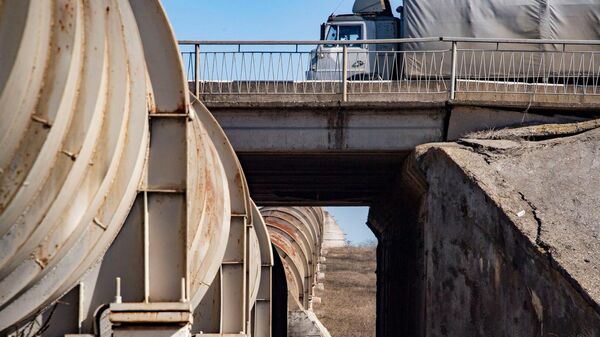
[369,122,600,337]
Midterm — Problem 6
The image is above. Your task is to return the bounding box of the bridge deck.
[203,90,595,205]
[182,38,600,204]
[197,81,600,110]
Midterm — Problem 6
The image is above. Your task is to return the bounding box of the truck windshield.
[325,25,363,48]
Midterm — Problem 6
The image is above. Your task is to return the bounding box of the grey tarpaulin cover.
[402,0,600,76]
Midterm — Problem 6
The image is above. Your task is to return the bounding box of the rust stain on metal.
[0,1,333,334]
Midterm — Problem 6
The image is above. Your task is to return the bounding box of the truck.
[307,0,600,81]
[307,0,401,80]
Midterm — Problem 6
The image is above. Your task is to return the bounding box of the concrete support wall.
[287,311,331,337]
[368,158,428,337]
[418,147,600,336]
[369,139,600,337]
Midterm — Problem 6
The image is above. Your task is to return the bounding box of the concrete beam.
[204,94,598,205]
[209,103,446,153]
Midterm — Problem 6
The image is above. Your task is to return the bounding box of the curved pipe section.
[251,203,274,337]
[261,207,326,311]
[0,1,264,335]
[0,0,149,329]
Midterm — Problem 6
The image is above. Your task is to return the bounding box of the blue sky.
[163,1,355,41]
[326,207,375,245]
[162,1,381,245]
[163,0,403,41]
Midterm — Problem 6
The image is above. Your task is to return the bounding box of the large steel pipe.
[0,0,150,329]
[0,1,266,336]
[261,207,326,311]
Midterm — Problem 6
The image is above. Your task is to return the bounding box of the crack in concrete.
[456,141,556,258]
[517,191,553,257]
[455,140,497,161]
[516,193,600,315]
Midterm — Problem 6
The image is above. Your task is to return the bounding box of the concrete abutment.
[368,129,600,337]
[368,157,428,337]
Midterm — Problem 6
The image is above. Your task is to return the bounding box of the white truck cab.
[306,0,401,81]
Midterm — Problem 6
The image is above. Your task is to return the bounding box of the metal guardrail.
[179,38,600,101]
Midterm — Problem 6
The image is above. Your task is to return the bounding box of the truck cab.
[306,0,402,81]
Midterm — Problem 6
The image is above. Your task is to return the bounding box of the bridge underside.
[202,91,600,337]
[206,100,445,205]
[238,152,408,205]
[205,95,595,206]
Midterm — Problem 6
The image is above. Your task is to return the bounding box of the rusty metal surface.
[0,1,330,336]
[0,0,256,335]
[261,207,326,311]
[186,111,230,308]
[191,98,261,335]
[251,202,274,337]
[0,0,149,330]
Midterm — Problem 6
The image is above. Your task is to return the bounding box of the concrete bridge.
[180,38,600,205]
[181,39,600,337]
[2,6,600,334]
[3,3,599,337]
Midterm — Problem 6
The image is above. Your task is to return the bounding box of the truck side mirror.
[320,23,326,40]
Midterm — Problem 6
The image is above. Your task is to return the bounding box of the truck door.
[311,23,369,81]
[338,25,370,80]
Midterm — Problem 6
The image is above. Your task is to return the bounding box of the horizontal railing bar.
[179,37,600,46]
[178,37,441,46]
[442,37,600,46]
[181,50,314,55]
[456,49,600,53]
[181,50,450,54]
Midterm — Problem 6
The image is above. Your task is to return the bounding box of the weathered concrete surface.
[367,158,428,337]
[203,88,600,205]
[322,211,346,249]
[369,122,600,337]
[288,310,332,337]
[423,126,600,336]
[455,127,600,307]
[419,141,600,336]
[209,102,446,152]
[446,106,584,140]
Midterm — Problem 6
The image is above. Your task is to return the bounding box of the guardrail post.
[342,45,348,102]
[450,41,457,100]
[194,43,200,98]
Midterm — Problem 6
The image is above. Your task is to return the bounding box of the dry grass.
[314,246,376,337]
[464,118,600,141]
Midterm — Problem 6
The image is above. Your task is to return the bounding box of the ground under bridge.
[180,38,600,205]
